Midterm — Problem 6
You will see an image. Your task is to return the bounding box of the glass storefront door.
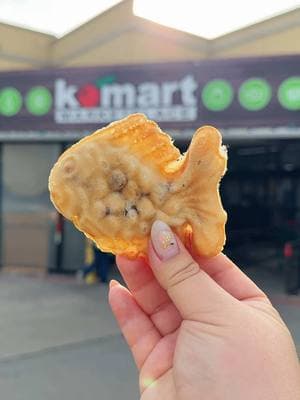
[2,143,60,269]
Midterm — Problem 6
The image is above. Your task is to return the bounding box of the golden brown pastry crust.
[49,114,227,258]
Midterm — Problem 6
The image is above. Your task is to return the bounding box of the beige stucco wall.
[62,29,207,67]
[51,0,133,65]
[0,23,54,71]
[0,3,299,72]
[51,0,207,67]
[213,25,300,58]
[0,58,34,71]
[210,8,300,59]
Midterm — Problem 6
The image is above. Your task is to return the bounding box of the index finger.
[116,255,182,335]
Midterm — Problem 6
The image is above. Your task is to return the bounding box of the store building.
[1,0,300,271]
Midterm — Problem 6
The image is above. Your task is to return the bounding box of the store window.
[2,144,60,269]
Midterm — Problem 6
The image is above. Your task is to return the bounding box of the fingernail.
[151,220,179,261]
[109,279,119,288]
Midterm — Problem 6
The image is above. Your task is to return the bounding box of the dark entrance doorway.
[222,140,300,266]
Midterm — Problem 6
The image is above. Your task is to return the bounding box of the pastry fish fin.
[93,113,181,176]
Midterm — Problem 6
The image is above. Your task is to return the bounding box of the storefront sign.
[1,55,300,137]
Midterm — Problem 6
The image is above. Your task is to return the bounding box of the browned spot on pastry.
[109,169,128,192]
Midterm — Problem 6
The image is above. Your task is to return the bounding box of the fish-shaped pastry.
[49,114,227,258]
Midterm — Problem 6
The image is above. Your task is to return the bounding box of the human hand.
[109,221,300,400]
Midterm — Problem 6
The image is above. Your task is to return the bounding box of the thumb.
[148,220,235,321]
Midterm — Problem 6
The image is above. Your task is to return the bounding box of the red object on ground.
[284,242,293,258]
[55,213,63,244]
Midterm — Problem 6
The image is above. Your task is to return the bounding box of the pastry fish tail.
[174,126,228,258]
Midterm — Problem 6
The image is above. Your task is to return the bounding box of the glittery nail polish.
[151,220,179,261]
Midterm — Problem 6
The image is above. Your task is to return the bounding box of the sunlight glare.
[142,377,157,389]
[134,0,300,39]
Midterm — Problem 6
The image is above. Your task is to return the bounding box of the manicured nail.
[151,220,179,261]
[109,279,119,288]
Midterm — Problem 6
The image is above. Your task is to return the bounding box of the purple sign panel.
[0,55,300,134]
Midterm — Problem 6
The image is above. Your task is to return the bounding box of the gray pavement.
[0,273,139,400]
[0,274,118,357]
[0,266,299,400]
[0,336,138,400]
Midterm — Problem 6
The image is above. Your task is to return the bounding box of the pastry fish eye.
[62,156,77,178]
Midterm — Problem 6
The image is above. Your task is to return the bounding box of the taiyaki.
[49,114,227,258]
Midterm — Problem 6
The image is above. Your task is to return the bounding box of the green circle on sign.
[238,78,271,111]
[278,77,300,111]
[0,87,22,116]
[202,79,233,111]
[26,86,52,115]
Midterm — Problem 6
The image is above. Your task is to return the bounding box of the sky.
[0,0,299,39]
